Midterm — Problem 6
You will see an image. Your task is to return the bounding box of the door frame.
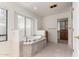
[57,18,68,44]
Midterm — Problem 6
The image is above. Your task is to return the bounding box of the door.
[73,3,79,57]
[60,20,68,40]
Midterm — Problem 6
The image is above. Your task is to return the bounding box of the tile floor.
[0,42,73,57]
[58,39,68,44]
[34,42,73,57]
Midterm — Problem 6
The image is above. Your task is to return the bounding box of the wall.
[73,3,79,57]
[0,2,42,57]
[42,9,73,48]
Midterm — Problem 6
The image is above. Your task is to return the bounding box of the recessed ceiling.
[16,2,72,17]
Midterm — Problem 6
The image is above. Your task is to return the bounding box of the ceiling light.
[33,6,38,10]
[49,3,57,8]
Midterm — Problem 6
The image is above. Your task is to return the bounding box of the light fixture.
[49,3,57,8]
[33,6,38,10]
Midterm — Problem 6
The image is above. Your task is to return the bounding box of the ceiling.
[16,2,72,17]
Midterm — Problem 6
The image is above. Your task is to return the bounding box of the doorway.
[57,18,68,44]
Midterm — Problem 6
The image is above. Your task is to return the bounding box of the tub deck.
[20,37,47,57]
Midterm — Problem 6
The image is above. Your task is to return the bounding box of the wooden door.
[60,20,68,40]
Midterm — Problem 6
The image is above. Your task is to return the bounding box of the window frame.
[25,17,33,37]
[0,8,8,42]
[16,13,35,38]
[16,13,26,37]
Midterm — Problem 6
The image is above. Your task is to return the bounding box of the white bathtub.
[24,36,46,44]
[20,36,47,57]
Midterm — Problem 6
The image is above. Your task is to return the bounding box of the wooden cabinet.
[45,31,48,42]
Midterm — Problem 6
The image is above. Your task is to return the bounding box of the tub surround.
[23,36,46,44]
[20,37,47,57]
[20,30,48,57]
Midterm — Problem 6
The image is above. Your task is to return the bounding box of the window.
[17,14,33,37]
[17,15,25,30]
[17,14,36,41]
[0,8,8,42]
[17,14,25,41]
[26,17,33,37]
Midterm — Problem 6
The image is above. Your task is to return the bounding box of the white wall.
[42,9,73,48]
[0,2,42,57]
[72,3,79,57]
[43,16,57,43]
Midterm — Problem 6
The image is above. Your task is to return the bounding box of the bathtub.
[20,36,47,57]
[24,36,46,44]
